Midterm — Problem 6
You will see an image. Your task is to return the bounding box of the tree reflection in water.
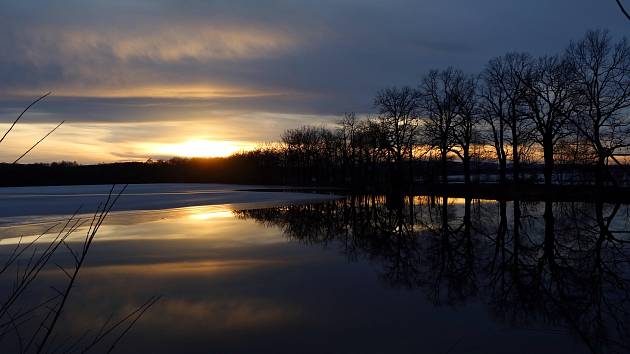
[235,196,630,354]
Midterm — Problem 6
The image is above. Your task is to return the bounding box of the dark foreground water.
[1,192,629,353]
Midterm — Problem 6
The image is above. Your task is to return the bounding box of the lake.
[0,184,628,353]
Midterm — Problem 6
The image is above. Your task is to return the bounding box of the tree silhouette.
[566,30,630,187]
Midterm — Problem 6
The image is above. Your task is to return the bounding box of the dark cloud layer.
[0,0,628,161]
[1,0,628,121]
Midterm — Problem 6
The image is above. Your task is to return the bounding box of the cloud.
[0,0,628,162]
[62,25,298,62]
[1,22,306,98]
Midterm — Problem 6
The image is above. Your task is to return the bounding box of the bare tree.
[452,73,480,184]
[479,64,508,183]
[374,87,422,187]
[355,118,389,185]
[520,55,579,186]
[420,68,461,184]
[282,126,340,185]
[339,112,358,184]
[565,30,630,186]
[479,54,533,184]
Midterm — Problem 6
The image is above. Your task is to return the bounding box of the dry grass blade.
[0,223,60,276]
[0,208,83,320]
[78,295,161,354]
[12,121,64,164]
[0,184,144,353]
[36,185,128,354]
[0,295,60,334]
[106,296,161,354]
[616,0,630,21]
[0,92,51,144]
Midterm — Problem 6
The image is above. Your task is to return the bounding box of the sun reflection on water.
[189,209,234,220]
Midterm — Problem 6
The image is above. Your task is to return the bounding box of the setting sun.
[152,139,254,158]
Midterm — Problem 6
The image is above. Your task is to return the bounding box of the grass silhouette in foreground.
[0,95,159,353]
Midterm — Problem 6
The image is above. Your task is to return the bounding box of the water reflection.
[0,197,628,353]
[236,196,630,354]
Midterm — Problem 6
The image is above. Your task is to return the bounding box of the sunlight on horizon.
[150,139,256,158]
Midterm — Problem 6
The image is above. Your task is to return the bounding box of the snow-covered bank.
[0,183,340,222]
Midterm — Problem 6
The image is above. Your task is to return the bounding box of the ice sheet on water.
[0,183,339,224]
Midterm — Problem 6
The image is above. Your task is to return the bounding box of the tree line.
[273,29,630,188]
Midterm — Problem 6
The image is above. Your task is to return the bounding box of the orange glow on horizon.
[149,139,255,158]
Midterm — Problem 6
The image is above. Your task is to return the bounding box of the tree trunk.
[510,112,520,183]
[512,142,520,184]
[595,155,606,187]
[498,201,507,252]
[463,197,471,235]
[441,197,449,238]
[463,147,471,184]
[499,157,507,184]
[441,149,448,184]
[513,200,521,263]
[390,149,403,194]
[408,146,414,192]
[543,199,555,266]
[543,135,554,186]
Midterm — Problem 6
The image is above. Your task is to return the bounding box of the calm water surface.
[1,189,629,353]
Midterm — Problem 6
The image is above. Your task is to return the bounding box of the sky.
[0,0,628,163]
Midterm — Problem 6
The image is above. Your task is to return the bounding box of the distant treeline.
[3,29,630,189]
[0,152,624,189]
[0,157,492,187]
